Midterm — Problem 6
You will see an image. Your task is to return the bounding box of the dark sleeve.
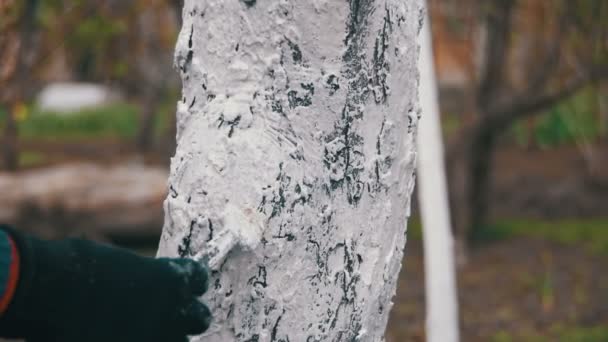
[0,228,20,316]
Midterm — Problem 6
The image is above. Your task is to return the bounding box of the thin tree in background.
[0,0,38,171]
[417,6,459,341]
[442,0,608,259]
[133,0,180,153]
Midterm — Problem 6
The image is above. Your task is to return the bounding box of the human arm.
[0,225,211,342]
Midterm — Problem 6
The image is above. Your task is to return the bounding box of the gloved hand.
[0,226,211,342]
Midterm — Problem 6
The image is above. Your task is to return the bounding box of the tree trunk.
[136,89,161,153]
[0,0,39,172]
[446,134,471,265]
[157,1,423,341]
[467,121,497,239]
[417,9,459,341]
[448,119,497,261]
[2,103,19,172]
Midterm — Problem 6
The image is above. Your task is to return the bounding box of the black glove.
[0,226,211,342]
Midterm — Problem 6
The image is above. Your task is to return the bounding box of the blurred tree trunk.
[447,0,608,263]
[133,0,180,154]
[417,8,460,341]
[136,88,161,153]
[599,82,607,139]
[162,104,178,159]
[448,126,498,264]
[0,0,39,171]
[2,104,19,172]
[157,0,422,340]
[171,0,183,25]
[447,0,515,262]
[134,8,162,154]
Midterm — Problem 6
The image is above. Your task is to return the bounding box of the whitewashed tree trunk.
[417,7,460,342]
[157,1,423,341]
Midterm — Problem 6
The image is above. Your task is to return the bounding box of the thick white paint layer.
[157,1,423,341]
[417,8,460,342]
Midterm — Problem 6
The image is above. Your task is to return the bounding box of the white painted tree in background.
[157,1,423,341]
[417,7,460,342]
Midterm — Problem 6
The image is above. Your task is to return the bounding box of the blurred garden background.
[1,0,607,341]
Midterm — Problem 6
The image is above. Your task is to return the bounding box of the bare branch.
[476,0,516,111]
[523,1,572,94]
[486,66,608,132]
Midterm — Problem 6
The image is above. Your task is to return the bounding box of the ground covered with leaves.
[387,229,608,342]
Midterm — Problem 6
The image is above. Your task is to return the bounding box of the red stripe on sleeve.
[0,236,20,315]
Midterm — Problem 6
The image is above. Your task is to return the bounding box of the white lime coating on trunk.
[196,203,266,270]
[157,1,423,341]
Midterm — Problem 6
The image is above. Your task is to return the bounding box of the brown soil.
[386,238,608,341]
[490,142,608,219]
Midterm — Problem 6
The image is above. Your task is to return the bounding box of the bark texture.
[157,1,423,341]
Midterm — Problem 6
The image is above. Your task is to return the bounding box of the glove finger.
[186,259,209,296]
[167,258,209,296]
[178,300,212,335]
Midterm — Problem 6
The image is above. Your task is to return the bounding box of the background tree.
[1,0,180,166]
[157,0,423,340]
[441,0,608,261]
[0,0,39,171]
[41,0,180,152]
[417,7,459,341]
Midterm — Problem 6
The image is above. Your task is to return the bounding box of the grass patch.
[491,325,608,342]
[406,216,423,240]
[511,86,605,148]
[408,217,608,255]
[554,325,608,342]
[477,219,608,255]
[3,100,176,142]
[19,151,47,168]
[18,103,140,140]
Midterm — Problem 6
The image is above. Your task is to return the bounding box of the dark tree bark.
[0,0,38,172]
[133,3,180,154]
[136,88,162,153]
[2,104,19,172]
[449,0,516,256]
